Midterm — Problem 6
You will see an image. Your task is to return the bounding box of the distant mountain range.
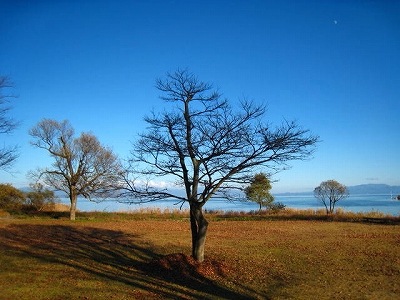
[347,184,400,195]
[276,184,400,196]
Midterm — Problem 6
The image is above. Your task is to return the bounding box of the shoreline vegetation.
[0,210,399,299]
[2,205,399,224]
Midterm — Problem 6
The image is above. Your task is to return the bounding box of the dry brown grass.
[0,214,399,299]
[42,202,70,212]
[0,209,10,217]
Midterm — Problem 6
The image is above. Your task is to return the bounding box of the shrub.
[267,201,286,213]
[0,183,25,211]
[24,183,57,212]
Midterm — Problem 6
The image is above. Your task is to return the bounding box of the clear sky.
[1,0,399,193]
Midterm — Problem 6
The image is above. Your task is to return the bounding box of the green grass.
[0,211,399,299]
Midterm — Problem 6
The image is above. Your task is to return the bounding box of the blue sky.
[1,0,399,193]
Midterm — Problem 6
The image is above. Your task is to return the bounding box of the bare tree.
[314,180,349,214]
[29,119,122,220]
[0,76,19,170]
[121,69,319,262]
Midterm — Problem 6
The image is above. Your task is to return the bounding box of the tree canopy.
[121,69,319,261]
[29,119,122,220]
[0,183,25,211]
[245,173,275,211]
[314,179,349,214]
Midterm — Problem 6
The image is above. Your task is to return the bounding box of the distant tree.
[120,69,319,262]
[29,119,122,220]
[314,180,349,214]
[0,76,19,170]
[245,173,275,211]
[0,183,25,211]
[25,183,57,212]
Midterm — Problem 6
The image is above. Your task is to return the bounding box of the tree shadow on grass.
[0,224,266,299]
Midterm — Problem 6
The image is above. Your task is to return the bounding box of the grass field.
[0,211,399,299]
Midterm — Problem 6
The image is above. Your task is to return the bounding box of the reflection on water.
[61,194,400,216]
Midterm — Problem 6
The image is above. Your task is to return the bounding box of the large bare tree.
[122,69,319,262]
[0,76,19,170]
[29,119,122,220]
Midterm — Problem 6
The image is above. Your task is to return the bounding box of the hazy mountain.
[347,184,400,195]
[275,184,400,196]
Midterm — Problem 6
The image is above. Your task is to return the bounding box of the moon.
[333,20,338,25]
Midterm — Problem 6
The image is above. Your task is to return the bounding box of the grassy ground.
[0,211,399,299]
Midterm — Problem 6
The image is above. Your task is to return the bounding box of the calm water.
[63,194,400,216]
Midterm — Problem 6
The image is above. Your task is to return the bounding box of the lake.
[63,194,400,216]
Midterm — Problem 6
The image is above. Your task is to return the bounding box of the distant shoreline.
[57,193,400,216]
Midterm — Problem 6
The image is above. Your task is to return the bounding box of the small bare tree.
[0,76,19,170]
[314,180,349,214]
[29,119,122,220]
[121,69,319,262]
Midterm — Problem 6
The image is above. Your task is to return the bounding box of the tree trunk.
[69,193,78,221]
[189,202,208,262]
[322,202,329,215]
[329,198,334,214]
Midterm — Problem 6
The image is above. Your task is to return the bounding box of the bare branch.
[123,69,319,261]
[29,119,122,220]
[0,76,19,170]
[123,70,319,204]
[314,180,349,214]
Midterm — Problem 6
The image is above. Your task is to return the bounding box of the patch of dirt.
[146,253,230,279]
